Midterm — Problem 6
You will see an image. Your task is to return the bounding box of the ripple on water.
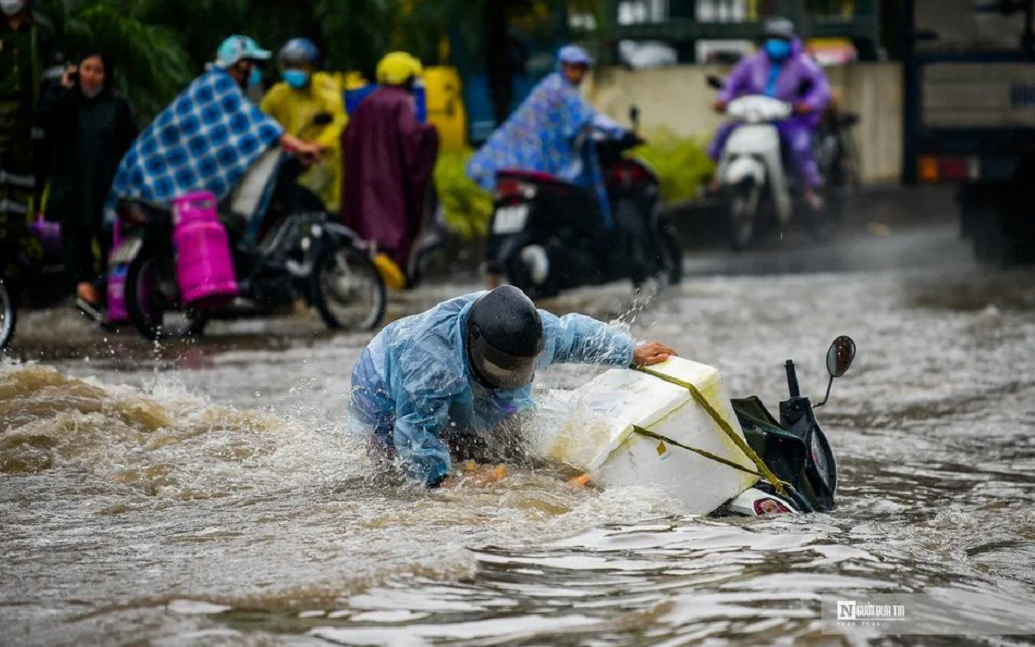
[3,268,1035,645]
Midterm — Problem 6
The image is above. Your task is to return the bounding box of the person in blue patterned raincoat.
[104,35,322,225]
[349,286,676,488]
[466,45,622,227]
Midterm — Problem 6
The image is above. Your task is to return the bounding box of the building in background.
[604,0,882,63]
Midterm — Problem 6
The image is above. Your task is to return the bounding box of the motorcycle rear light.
[966,156,982,181]
[918,156,981,183]
[496,177,522,198]
[918,156,939,183]
[753,498,791,515]
[939,157,967,181]
[607,162,650,186]
[496,179,536,200]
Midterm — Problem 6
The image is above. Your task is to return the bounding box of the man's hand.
[713,99,728,114]
[440,461,506,488]
[296,141,323,165]
[632,341,677,367]
[279,134,323,164]
[60,65,77,89]
[793,102,814,115]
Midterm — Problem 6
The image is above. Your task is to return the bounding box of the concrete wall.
[586,63,904,184]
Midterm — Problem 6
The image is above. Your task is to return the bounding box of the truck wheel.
[969,207,1015,269]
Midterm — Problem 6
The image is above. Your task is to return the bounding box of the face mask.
[764,38,792,62]
[0,0,26,16]
[81,86,102,99]
[282,69,309,89]
[248,67,263,88]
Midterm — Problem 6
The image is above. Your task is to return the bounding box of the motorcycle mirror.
[312,112,334,126]
[706,75,724,90]
[629,105,640,131]
[826,335,856,378]
[816,336,855,408]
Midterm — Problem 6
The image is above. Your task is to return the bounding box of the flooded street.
[3,208,1035,645]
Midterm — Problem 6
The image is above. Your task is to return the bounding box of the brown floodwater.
[3,244,1035,645]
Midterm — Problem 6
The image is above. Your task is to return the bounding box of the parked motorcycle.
[816,94,862,191]
[486,108,682,299]
[718,335,856,516]
[707,76,842,249]
[0,277,14,351]
[114,146,386,341]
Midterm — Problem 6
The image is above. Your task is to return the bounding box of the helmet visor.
[469,330,540,390]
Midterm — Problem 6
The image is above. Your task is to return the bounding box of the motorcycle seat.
[497,169,570,187]
[837,113,859,128]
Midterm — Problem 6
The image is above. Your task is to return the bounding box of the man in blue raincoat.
[349,286,676,487]
[467,45,621,228]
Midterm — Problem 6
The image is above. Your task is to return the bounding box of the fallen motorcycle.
[720,335,855,516]
[535,335,856,517]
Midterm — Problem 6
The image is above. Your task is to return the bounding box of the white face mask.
[0,0,27,17]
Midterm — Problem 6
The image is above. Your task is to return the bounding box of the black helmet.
[465,286,545,390]
[763,17,796,41]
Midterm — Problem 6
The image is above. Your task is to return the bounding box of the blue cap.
[558,45,593,66]
[216,35,272,68]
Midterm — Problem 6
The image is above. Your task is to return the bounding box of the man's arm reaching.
[539,311,676,369]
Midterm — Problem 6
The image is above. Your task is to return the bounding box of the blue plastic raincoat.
[104,67,284,224]
[349,292,635,486]
[466,70,613,226]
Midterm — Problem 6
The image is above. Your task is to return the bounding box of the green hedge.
[637,128,715,205]
[433,131,714,240]
[434,150,494,240]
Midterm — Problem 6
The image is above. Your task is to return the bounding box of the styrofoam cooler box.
[536,357,758,514]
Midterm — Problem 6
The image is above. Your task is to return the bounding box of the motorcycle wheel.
[311,243,386,331]
[657,216,683,285]
[728,181,758,250]
[0,277,15,351]
[125,251,209,341]
[804,188,843,242]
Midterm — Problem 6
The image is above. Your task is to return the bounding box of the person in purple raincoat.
[708,17,831,208]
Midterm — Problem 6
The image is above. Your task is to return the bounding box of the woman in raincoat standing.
[339,52,439,286]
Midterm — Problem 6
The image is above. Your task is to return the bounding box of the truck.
[903,0,1035,267]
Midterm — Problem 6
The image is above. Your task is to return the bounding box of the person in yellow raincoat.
[261,38,346,211]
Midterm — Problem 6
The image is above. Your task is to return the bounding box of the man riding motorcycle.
[708,18,830,209]
[467,44,628,287]
[261,38,347,212]
[104,35,322,228]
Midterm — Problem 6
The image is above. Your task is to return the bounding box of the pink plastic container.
[106,221,129,324]
[171,191,238,308]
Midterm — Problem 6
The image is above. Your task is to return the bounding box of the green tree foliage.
[36,0,193,117]
[636,128,715,205]
[36,0,602,118]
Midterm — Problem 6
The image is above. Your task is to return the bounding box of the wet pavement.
[3,188,1035,645]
